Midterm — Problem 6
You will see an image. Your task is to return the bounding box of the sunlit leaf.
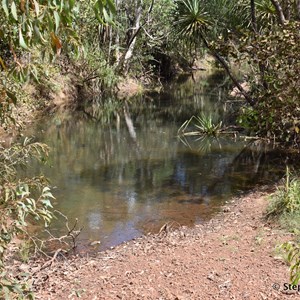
[103,8,113,24]
[54,11,60,33]
[2,0,9,17]
[41,199,53,208]
[11,1,18,20]
[19,28,28,49]
[59,0,64,12]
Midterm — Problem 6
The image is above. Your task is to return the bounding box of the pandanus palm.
[172,0,255,106]
[173,0,211,38]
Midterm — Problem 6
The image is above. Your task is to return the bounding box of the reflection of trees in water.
[36,112,297,227]
[227,141,293,187]
[117,71,233,126]
[78,71,234,131]
[173,138,300,205]
[28,70,299,247]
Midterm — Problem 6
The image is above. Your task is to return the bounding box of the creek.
[29,71,290,252]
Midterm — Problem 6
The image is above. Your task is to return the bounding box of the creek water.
[29,71,288,252]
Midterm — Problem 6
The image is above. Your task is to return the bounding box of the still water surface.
[30,72,287,251]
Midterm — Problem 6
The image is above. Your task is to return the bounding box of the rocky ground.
[30,187,300,299]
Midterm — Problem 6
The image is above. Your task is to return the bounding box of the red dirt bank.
[34,188,300,299]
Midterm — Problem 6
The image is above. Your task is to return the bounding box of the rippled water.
[28,71,289,252]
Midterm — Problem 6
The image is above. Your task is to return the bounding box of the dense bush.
[0,139,54,298]
[237,22,300,145]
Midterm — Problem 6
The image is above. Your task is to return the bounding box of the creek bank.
[32,186,298,299]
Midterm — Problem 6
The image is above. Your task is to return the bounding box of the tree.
[0,1,116,298]
[172,0,300,145]
[0,0,115,123]
[172,0,255,105]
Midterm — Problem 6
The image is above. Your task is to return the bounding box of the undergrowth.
[267,168,300,285]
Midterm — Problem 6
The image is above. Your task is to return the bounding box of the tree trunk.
[199,34,256,106]
[297,0,300,20]
[123,6,142,71]
[117,0,154,73]
[270,0,287,25]
[114,0,121,65]
[284,0,291,20]
[250,0,257,33]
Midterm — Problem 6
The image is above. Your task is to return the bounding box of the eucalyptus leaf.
[19,28,28,49]
[54,11,60,32]
[11,1,18,20]
[2,0,9,17]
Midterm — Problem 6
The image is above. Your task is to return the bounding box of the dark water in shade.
[27,71,293,252]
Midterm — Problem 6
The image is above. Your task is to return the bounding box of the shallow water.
[28,71,288,252]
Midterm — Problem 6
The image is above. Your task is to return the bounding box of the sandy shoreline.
[29,186,300,299]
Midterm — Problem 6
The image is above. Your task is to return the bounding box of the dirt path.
[33,188,299,299]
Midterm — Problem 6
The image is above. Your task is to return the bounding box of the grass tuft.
[267,167,300,284]
[267,168,300,218]
[178,113,222,136]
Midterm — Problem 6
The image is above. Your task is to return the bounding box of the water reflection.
[28,71,293,252]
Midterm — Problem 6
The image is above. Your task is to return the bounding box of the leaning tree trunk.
[117,0,154,74]
[199,34,256,106]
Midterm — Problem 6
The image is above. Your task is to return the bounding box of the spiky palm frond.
[173,0,211,39]
[172,0,251,42]
[255,0,277,26]
[178,113,222,136]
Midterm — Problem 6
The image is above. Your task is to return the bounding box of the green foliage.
[254,0,277,28]
[280,242,300,285]
[171,0,300,146]
[267,168,300,217]
[79,47,118,95]
[236,22,300,144]
[172,0,250,43]
[0,3,117,296]
[178,113,222,136]
[0,138,55,298]
[0,0,116,125]
[267,168,300,284]
[0,0,115,61]
[0,0,80,83]
[173,0,211,39]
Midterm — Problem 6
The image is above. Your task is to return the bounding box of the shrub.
[0,138,54,299]
[267,168,300,285]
